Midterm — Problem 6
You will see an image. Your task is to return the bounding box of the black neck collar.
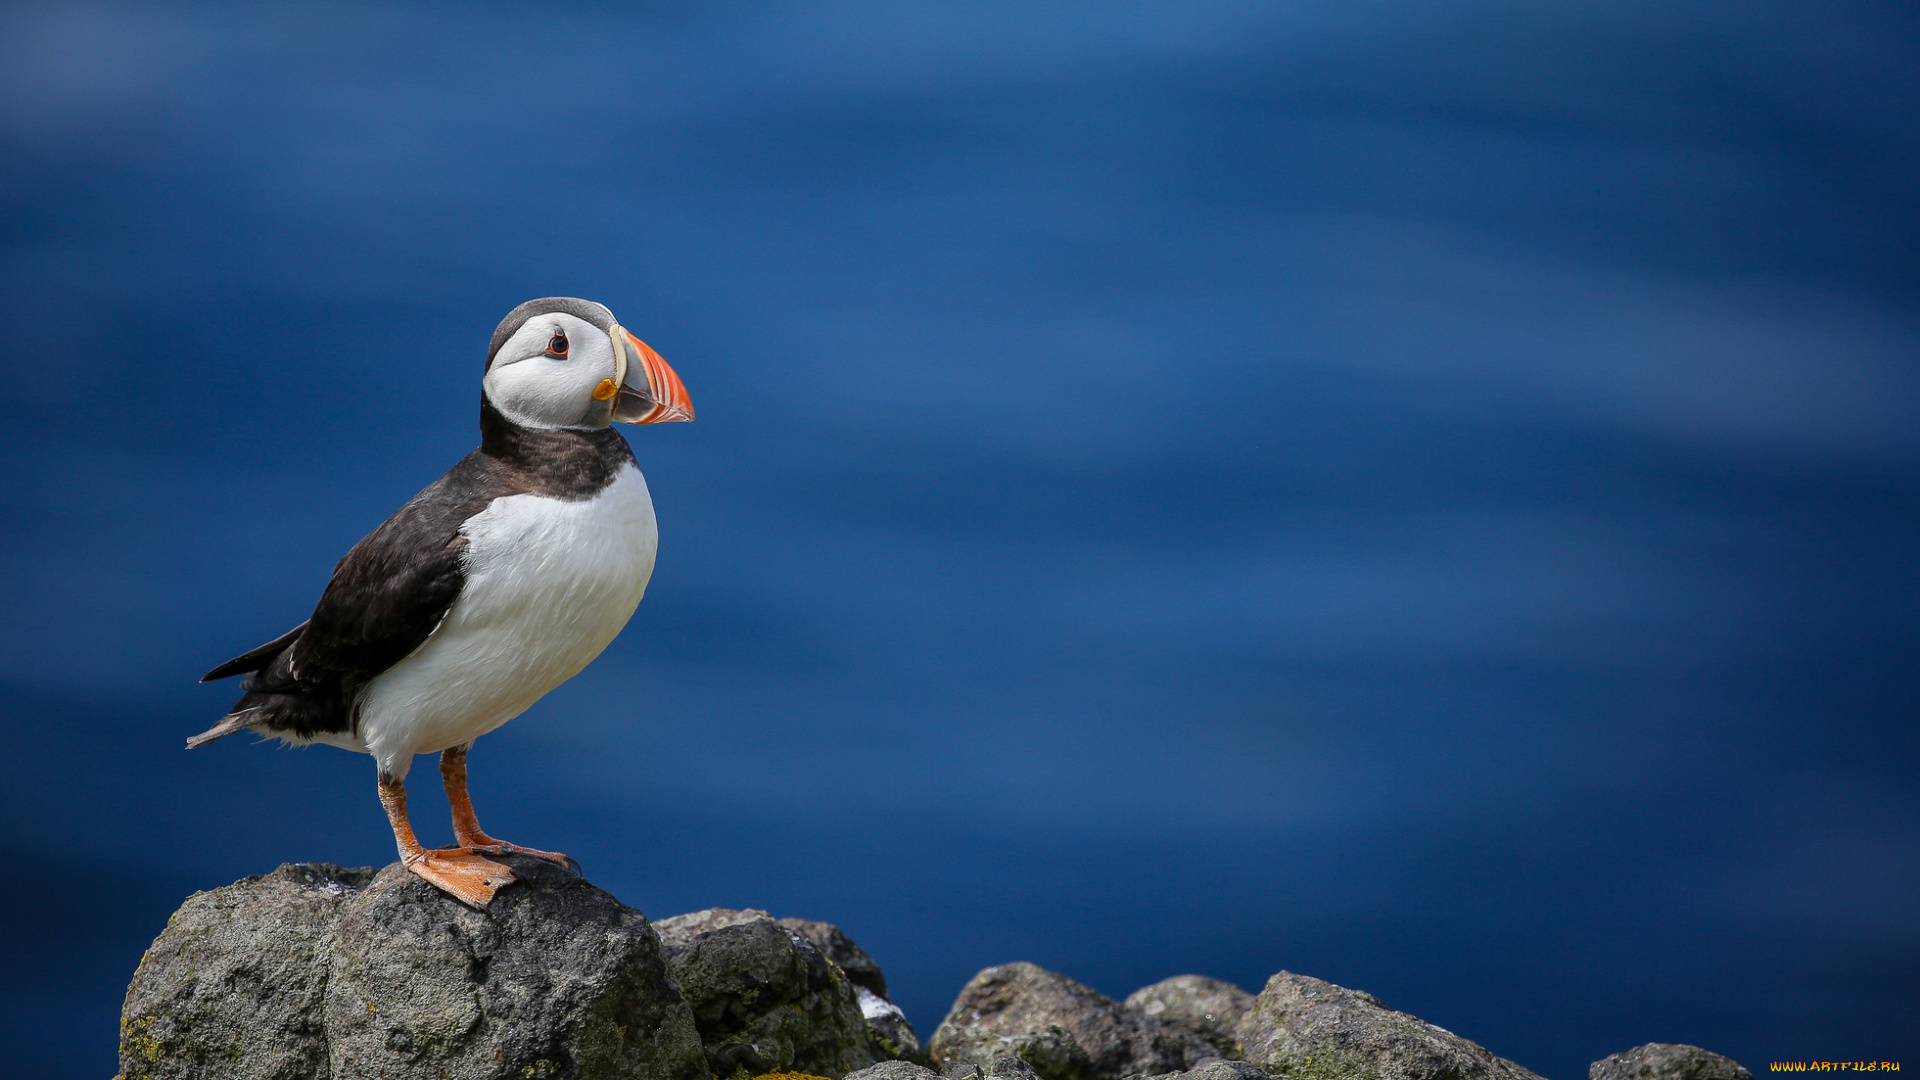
[477,398,635,499]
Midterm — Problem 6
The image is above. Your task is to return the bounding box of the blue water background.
[1,3,1915,1076]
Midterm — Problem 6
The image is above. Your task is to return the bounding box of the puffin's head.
[482,297,693,430]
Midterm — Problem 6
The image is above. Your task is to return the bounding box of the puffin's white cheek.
[486,360,598,429]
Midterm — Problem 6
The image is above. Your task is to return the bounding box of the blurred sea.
[1,3,1915,1076]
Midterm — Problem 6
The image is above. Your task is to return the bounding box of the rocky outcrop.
[118,858,706,1080]
[928,962,1215,1080]
[1590,1044,1755,1080]
[1124,976,1254,1059]
[123,865,1754,1080]
[1234,972,1542,1080]
[653,907,892,1077]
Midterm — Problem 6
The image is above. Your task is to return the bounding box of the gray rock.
[658,907,880,1078]
[119,857,708,1080]
[944,1056,1046,1080]
[1235,972,1545,1080]
[782,917,890,999]
[929,962,1216,1080]
[657,908,923,1069]
[850,1062,944,1080]
[120,862,372,1080]
[654,907,775,949]
[1590,1044,1755,1080]
[992,1057,1046,1080]
[1130,1060,1273,1080]
[861,984,930,1065]
[1124,977,1254,1058]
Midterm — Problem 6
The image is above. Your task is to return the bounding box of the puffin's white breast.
[357,464,658,775]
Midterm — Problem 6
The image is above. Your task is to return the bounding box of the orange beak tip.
[622,330,695,424]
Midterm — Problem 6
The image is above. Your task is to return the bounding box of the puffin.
[192,297,692,907]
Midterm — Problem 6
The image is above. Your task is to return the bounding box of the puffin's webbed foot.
[379,771,516,908]
[440,742,582,874]
[404,847,517,907]
[459,837,580,874]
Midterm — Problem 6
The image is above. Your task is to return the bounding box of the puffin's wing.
[192,456,498,746]
[281,466,492,686]
[288,515,469,683]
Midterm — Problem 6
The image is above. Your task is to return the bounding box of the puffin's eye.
[547,331,568,356]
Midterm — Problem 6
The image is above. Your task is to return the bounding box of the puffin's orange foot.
[405,848,516,907]
[466,840,579,873]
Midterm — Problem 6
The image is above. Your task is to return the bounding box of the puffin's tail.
[191,621,309,748]
[187,711,258,749]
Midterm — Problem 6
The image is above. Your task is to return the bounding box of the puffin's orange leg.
[440,743,576,869]
[378,772,515,907]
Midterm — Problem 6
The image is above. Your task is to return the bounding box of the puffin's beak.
[607,326,694,424]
